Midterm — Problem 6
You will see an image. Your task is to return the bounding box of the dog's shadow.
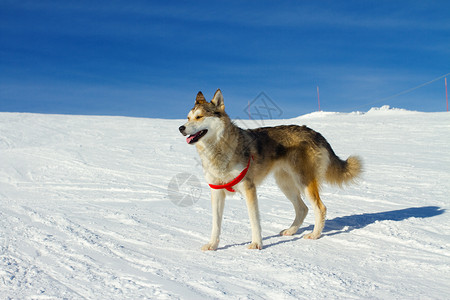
[219,206,445,250]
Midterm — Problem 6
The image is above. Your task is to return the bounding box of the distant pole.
[446,77,448,112]
[317,86,321,111]
[248,100,251,119]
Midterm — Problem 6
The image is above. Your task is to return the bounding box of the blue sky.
[1,1,449,119]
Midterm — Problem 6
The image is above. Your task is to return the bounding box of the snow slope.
[0,109,449,299]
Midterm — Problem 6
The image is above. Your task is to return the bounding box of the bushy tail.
[325,153,362,186]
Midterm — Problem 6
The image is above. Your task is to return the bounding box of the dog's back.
[243,125,362,188]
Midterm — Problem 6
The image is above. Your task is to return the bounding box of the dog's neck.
[196,119,243,180]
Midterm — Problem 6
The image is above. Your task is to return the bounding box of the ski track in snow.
[0,110,449,299]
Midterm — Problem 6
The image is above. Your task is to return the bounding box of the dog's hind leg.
[202,189,226,251]
[303,179,327,239]
[275,170,308,236]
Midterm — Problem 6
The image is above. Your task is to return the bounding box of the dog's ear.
[211,89,225,111]
[195,91,207,104]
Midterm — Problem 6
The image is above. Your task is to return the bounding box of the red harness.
[208,156,253,192]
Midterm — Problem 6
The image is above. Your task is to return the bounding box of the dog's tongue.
[186,131,201,144]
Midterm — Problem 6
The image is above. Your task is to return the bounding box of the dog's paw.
[201,242,218,251]
[247,241,263,250]
[280,228,297,236]
[303,232,321,240]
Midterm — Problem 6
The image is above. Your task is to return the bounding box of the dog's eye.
[196,115,203,120]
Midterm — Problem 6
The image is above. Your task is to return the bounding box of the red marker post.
[317,86,321,112]
[446,77,448,112]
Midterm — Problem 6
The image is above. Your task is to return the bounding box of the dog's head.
[179,89,228,145]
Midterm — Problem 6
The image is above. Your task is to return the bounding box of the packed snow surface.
[1,108,449,299]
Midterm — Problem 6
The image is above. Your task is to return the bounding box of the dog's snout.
[179,125,186,135]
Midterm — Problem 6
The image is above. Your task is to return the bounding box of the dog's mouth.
[186,130,208,144]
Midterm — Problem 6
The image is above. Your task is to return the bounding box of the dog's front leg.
[202,189,226,251]
[243,181,263,250]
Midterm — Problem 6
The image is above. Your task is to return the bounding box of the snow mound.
[365,105,417,115]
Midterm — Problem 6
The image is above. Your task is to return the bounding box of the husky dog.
[179,89,362,250]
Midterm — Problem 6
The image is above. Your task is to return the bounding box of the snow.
[1,108,449,299]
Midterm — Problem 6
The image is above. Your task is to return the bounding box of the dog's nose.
[179,125,186,133]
